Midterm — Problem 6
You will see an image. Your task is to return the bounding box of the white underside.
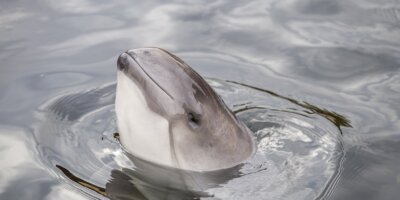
[115,72,173,167]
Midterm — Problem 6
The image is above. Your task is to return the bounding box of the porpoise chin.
[115,47,255,171]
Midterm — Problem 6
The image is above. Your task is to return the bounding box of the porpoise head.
[115,47,255,171]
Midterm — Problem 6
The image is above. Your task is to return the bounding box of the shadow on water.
[56,153,243,200]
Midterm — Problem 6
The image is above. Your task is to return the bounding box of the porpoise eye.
[187,112,201,128]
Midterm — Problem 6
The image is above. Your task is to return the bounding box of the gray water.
[1,0,400,200]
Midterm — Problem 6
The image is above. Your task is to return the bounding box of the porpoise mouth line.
[124,51,180,168]
[125,52,175,100]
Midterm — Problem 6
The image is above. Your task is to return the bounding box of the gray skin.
[116,47,255,171]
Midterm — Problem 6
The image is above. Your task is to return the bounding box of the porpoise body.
[116,48,255,171]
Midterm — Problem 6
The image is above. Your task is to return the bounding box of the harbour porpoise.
[116,47,255,171]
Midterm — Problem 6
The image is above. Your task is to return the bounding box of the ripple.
[34,79,347,199]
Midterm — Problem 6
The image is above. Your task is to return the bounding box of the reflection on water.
[1,0,400,199]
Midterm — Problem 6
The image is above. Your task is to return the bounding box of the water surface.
[1,0,400,200]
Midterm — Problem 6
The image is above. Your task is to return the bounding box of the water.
[0,0,399,199]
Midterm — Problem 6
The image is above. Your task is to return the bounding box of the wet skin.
[115,47,256,171]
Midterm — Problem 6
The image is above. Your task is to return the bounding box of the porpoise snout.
[117,50,144,71]
[117,52,130,71]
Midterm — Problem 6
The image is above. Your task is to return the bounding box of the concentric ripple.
[34,79,348,200]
